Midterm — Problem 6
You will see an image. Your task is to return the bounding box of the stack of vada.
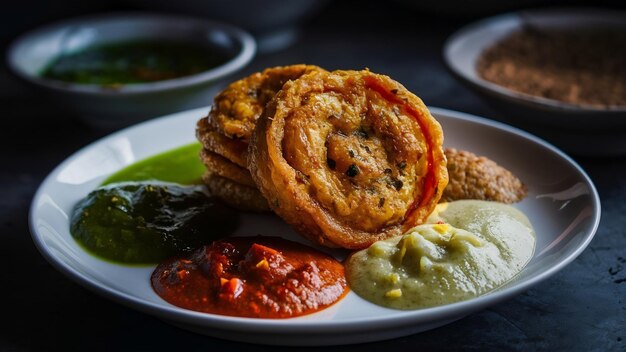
[196,64,527,249]
[196,65,324,211]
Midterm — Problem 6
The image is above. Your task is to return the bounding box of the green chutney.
[41,40,230,86]
[71,143,238,265]
[102,142,205,186]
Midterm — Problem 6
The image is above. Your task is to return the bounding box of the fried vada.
[208,64,325,142]
[200,149,256,187]
[196,65,325,212]
[249,69,448,249]
[443,148,527,203]
[196,116,248,168]
[203,174,270,212]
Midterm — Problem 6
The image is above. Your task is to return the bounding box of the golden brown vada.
[443,148,527,203]
[200,149,256,187]
[249,69,448,249]
[196,65,325,212]
[203,173,270,212]
[196,116,248,168]
[208,64,325,141]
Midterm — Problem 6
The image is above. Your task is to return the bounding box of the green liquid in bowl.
[41,40,230,86]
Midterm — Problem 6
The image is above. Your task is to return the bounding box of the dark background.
[1,1,625,351]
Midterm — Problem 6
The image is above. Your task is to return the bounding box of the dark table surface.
[2,2,624,351]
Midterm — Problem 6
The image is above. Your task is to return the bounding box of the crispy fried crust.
[249,70,448,249]
[196,66,325,213]
[200,148,255,187]
[203,173,270,212]
[443,148,527,203]
[208,64,326,141]
[196,116,248,167]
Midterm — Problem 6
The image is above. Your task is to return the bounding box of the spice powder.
[477,27,626,108]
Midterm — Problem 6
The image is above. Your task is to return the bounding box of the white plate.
[29,106,600,345]
[443,8,626,156]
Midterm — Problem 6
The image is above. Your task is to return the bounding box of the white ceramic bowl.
[7,13,255,129]
[444,8,626,156]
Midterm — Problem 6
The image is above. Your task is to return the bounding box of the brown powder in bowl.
[477,27,626,108]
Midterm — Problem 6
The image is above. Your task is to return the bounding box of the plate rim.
[28,106,601,334]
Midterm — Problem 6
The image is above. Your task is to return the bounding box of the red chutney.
[151,236,348,318]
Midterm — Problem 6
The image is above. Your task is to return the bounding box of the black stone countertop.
[1,2,624,351]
